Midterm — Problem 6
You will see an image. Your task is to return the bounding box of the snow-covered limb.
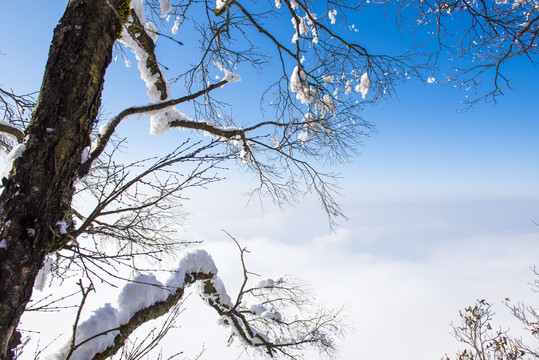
[51,250,218,360]
[49,248,343,360]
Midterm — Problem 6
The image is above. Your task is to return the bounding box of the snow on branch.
[48,249,343,360]
[119,11,169,103]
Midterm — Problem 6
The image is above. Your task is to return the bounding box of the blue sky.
[2,1,539,360]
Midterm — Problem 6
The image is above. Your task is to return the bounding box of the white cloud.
[22,197,539,360]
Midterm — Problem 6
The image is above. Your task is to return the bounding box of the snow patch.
[98,124,109,136]
[145,22,159,43]
[0,239,6,250]
[261,307,282,321]
[345,80,352,95]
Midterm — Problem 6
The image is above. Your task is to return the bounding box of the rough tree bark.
[0,1,128,358]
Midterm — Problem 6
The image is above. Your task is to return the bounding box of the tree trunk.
[0,1,127,358]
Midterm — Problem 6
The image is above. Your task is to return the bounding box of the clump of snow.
[166,249,219,288]
[232,138,253,162]
[427,76,436,83]
[215,62,241,84]
[298,130,309,142]
[201,276,233,307]
[345,80,352,95]
[2,143,26,178]
[290,66,316,104]
[0,239,6,250]
[118,274,170,323]
[261,307,282,321]
[149,106,191,135]
[215,0,228,12]
[34,256,56,292]
[172,17,180,34]
[165,250,233,306]
[292,15,318,43]
[321,75,334,83]
[320,94,335,114]
[292,16,310,38]
[328,9,337,24]
[302,112,313,122]
[356,72,371,99]
[224,71,241,83]
[256,278,275,288]
[159,0,172,18]
[250,304,267,315]
[275,0,282,8]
